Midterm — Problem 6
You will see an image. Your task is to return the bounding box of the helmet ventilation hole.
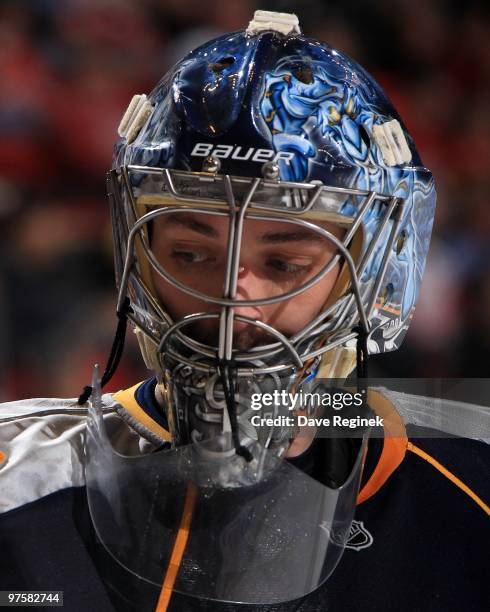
[396,230,407,255]
[294,65,313,83]
[359,125,371,148]
[380,283,394,306]
[210,57,235,72]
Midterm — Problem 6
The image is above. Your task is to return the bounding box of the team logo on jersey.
[345,520,373,551]
[191,143,294,163]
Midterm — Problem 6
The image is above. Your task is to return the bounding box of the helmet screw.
[180,365,194,378]
[202,155,221,174]
[262,161,280,181]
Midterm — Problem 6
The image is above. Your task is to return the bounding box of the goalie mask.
[85,9,436,608]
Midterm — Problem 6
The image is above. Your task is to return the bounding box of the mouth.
[183,317,279,352]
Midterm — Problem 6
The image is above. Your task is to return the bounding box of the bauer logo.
[191,143,294,163]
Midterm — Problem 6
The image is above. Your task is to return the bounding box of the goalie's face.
[150,212,344,349]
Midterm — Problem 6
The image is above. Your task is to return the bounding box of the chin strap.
[217,360,253,463]
[77,297,132,405]
[354,324,369,402]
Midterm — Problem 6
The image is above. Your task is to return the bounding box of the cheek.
[152,273,227,345]
[152,273,210,320]
[267,263,340,333]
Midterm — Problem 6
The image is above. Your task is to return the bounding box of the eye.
[171,249,209,264]
[267,259,310,275]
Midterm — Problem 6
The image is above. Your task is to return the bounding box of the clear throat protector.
[85,373,370,607]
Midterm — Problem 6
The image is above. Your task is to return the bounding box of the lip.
[180,311,273,350]
[232,304,263,325]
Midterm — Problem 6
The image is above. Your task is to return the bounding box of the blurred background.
[0,0,489,400]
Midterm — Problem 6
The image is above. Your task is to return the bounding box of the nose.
[232,265,264,326]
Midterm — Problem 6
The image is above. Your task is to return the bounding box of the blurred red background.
[1,0,489,400]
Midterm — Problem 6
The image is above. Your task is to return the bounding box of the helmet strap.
[354,324,369,404]
[217,359,253,462]
[77,297,133,405]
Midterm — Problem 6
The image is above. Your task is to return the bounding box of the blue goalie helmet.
[107,10,436,443]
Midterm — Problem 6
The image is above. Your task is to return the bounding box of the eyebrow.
[160,215,220,238]
[260,230,326,244]
[160,215,327,243]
